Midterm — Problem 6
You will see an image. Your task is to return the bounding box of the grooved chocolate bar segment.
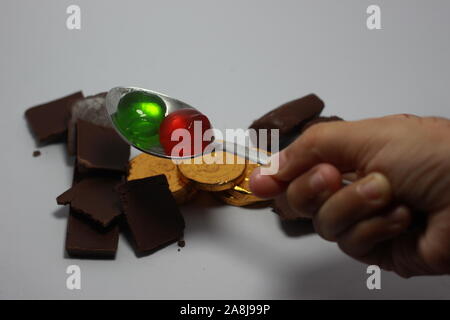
[64,166,119,259]
[249,94,324,151]
[57,176,123,227]
[76,119,130,173]
[117,175,185,256]
[25,91,84,143]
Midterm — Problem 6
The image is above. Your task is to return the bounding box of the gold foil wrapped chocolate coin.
[216,162,268,206]
[177,151,246,192]
[216,149,271,207]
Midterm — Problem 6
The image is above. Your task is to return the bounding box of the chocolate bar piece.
[77,119,130,173]
[65,166,119,258]
[249,94,324,151]
[67,93,112,155]
[57,176,123,227]
[66,212,119,258]
[117,175,185,256]
[25,91,84,143]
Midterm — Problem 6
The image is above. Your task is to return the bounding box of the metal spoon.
[105,86,271,165]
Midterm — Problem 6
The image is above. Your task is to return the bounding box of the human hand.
[250,115,450,277]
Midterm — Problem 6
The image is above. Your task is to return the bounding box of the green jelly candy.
[133,134,161,151]
[112,91,166,149]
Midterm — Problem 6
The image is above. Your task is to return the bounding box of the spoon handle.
[220,140,271,165]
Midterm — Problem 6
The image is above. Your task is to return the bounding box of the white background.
[1,0,449,299]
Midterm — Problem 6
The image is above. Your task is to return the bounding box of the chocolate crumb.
[32,150,41,157]
[177,240,186,248]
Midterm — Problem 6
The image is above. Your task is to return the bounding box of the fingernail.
[357,173,389,201]
[309,171,326,193]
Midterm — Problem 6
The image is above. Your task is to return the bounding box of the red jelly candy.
[159,108,213,157]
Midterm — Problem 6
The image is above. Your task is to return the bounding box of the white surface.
[1,0,449,299]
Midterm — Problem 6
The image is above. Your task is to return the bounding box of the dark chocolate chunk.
[66,212,119,258]
[32,150,41,157]
[57,176,123,227]
[271,197,314,224]
[249,94,324,151]
[279,218,315,237]
[76,119,130,173]
[270,193,300,221]
[67,93,112,155]
[64,165,119,259]
[117,175,185,256]
[25,91,84,143]
[279,130,301,151]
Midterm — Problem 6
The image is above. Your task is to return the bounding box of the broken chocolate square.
[117,175,185,256]
[66,212,119,258]
[57,176,123,227]
[64,166,119,258]
[25,91,84,143]
[76,119,130,173]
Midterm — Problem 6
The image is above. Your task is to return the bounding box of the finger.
[249,166,287,199]
[415,206,450,275]
[354,207,450,278]
[273,119,387,183]
[285,163,342,218]
[313,172,392,241]
[337,206,412,258]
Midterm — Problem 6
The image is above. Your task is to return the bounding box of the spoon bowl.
[105,86,270,165]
